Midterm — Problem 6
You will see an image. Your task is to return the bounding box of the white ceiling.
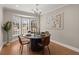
[1,4,68,14]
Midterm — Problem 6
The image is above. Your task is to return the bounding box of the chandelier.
[32,4,42,17]
[32,4,42,34]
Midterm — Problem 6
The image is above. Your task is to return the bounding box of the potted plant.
[2,21,12,45]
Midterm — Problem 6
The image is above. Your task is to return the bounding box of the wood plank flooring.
[0,40,79,55]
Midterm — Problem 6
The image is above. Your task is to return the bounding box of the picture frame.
[53,12,64,30]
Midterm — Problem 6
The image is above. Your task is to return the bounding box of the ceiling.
[1,4,68,14]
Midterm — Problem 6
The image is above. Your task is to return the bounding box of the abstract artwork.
[53,12,64,30]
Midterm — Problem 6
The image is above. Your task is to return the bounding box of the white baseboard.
[10,38,18,43]
[51,40,79,53]
[0,38,18,51]
[2,38,18,47]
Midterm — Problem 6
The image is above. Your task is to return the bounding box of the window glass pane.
[22,17,28,35]
[12,15,36,37]
[12,16,21,37]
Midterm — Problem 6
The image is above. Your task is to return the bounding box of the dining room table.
[26,34,43,51]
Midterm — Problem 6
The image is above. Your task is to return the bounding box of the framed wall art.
[53,12,64,30]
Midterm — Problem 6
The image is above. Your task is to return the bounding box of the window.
[12,15,34,37]
[12,16,21,37]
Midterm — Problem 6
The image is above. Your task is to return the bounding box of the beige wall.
[40,5,79,49]
[0,6,3,48]
[3,11,13,43]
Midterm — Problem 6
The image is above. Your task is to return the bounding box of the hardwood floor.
[0,40,79,55]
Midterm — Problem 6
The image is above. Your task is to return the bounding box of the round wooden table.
[27,35,43,51]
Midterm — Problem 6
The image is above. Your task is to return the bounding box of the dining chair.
[38,33,51,54]
[43,35,50,54]
[18,36,30,55]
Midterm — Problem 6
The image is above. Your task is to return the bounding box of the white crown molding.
[51,40,79,53]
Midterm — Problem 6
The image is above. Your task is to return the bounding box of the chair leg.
[42,47,45,55]
[21,45,23,55]
[47,46,50,55]
[19,45,21,54]
[27,44,30,55]
[20,45,23,55]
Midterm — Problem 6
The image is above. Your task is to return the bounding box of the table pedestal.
[31,38,43,51]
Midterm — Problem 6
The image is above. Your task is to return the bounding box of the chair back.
[42,35,50,46]
[18,36,22,45]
